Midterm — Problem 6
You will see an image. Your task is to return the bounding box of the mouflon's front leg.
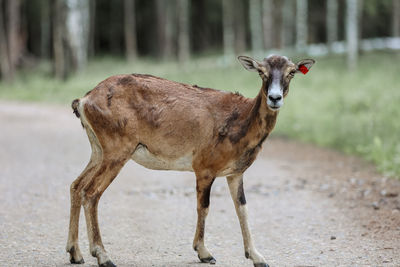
[226,174,269,267]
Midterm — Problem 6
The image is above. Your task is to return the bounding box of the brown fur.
[67,55,307,266]
[82,73,276,171]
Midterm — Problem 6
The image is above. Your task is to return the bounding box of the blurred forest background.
[0,0,400,178]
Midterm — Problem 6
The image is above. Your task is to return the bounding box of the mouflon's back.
[72,73,254,160]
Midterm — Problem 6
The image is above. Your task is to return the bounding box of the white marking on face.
[266,72,283,110]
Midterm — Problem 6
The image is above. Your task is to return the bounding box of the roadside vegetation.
[1,51,399,177]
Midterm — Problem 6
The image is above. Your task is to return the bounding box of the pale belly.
[131,144,194,171]
[131,145,246,177]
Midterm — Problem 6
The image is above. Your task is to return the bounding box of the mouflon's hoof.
[99,260,117,267]
[199,255,216,264]
[70,257,85,264]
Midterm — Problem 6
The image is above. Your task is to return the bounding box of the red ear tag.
[299,65,309,74]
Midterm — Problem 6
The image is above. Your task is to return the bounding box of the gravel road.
[0,101,399,267]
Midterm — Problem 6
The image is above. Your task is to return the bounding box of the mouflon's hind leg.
[193,172,216,264]
[226,175,269,267]
[67,123,104,264]
[81,152,130,267]
[66,151,101,264]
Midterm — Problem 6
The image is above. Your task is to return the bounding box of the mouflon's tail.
[71,99,80,118]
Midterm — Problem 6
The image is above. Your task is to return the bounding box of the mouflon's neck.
[218,83,278,148]
[246,86,279,145]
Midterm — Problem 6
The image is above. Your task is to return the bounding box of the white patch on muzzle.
[267,78,283,110]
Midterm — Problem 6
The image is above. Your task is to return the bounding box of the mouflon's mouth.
[268,104,281,111]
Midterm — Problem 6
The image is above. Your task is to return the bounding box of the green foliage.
[1,52,399,178]
[276,51,400,177]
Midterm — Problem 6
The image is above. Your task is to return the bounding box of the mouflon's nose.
[268,94,282,103]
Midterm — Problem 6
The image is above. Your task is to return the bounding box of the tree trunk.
[393,0,400,37]
[234,0,246,53]
[281,0,294,48]
[109,1,120,55]
[53,0,66,79]
[88,0,96,58]
[0,0,11,81]
[271,0,282,49]
[250,0,263,53]
[40,0,51,59]
[6,0,21,80]
[296,0,308,52]
[222,0,234,57]
[177,0,190,63]
[164,0,176,59]
[124,0,137,61]
[358,0,363,54]
[155,0,166,58]
[65,0,90,70]
[192,0,209,52]
[262,0,273,50]
[346,0,358,70]
[326,0,338,51]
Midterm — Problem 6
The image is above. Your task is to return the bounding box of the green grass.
[276,51,400,177]
[1,51,400,177]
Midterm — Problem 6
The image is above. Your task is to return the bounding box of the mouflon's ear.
[296,59,315,74]
[238,56,262,72]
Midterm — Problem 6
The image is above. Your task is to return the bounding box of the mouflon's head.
[238,55,315,111]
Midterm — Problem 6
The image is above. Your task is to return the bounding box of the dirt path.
[0,101,399,267]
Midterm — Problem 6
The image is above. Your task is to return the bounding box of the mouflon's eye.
[258,70,268,79]
[288,70,296,77]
